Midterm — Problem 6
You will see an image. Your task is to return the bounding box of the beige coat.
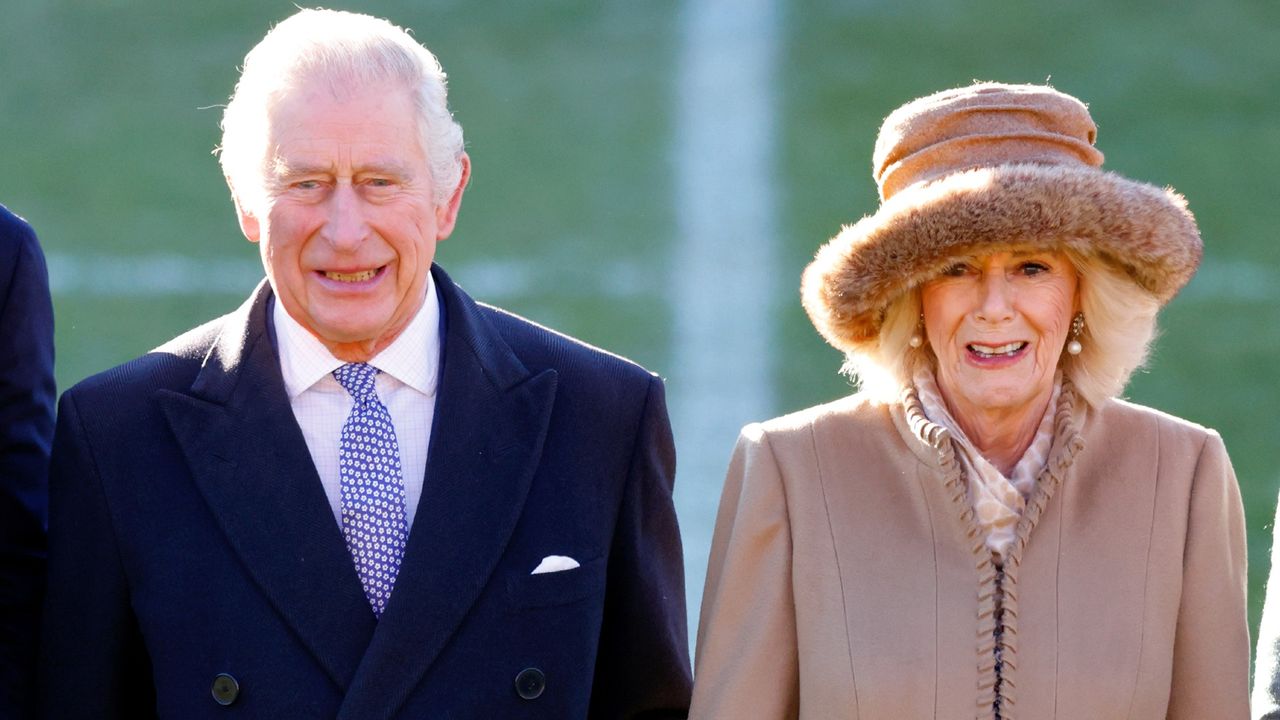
[690,389,1248,719]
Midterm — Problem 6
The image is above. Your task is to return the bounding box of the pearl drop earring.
[908,313,924,349]
[1066,312,1085,355]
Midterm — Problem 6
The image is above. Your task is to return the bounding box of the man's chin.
[317,323,412,363]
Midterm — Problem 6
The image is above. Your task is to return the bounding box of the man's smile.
[322,267,383,283]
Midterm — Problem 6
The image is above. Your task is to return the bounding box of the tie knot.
[333,363,381,402]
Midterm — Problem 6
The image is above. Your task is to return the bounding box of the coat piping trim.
[899,381,1086,719]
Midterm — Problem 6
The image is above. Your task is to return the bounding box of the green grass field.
[3,0,1277,657]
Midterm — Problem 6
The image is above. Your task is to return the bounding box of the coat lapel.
[337,266,557,719]
[157,282,375,690]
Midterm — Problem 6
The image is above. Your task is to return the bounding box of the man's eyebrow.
[353,158,416,177]
[269,157,416,178]
[269,157,332,178]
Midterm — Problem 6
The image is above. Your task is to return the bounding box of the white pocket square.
[531,555,580,574]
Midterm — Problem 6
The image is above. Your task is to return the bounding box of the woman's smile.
[966,340,1029,362]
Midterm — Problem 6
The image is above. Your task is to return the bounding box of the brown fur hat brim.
[801,162,1202,353]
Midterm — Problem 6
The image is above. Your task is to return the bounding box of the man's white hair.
[217,8,465,210]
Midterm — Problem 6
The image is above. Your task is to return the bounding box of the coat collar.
[158,266,557,711]
[158,280,376,689]
[892,377,1087,717]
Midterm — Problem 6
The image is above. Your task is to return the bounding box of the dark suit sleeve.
[40,392,156,719]
[0,211,55,718]
[589,376,692,719]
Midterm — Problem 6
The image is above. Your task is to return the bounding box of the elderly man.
[0,203,55,719]
[41,9,691,718]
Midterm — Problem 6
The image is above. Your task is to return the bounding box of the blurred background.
[2,0,1276,653]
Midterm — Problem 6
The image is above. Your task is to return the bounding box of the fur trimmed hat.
[802,82,1202,354]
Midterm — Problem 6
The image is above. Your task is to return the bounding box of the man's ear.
[228,179,261,243]
[434,153,471,241]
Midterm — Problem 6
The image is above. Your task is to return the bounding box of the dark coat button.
[514,667,545,700]
[211,673,240,706]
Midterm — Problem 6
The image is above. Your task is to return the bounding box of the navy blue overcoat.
[0,203,55,718]
[42,265,691,718]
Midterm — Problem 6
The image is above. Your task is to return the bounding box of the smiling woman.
[689,82,1249,720]
[921,250,1078,473]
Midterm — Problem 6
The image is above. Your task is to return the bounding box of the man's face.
[236,77,468,362]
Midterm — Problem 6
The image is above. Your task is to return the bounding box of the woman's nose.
[974,273,1014,323]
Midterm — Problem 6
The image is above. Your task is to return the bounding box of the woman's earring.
[1066,312,1085,355]
[909,314,924,349]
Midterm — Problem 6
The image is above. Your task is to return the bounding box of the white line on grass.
[45,252,649,300]
[46,252,264,297]
[670,0,781,645]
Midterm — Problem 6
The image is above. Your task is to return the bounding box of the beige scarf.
[912,369,1060,560]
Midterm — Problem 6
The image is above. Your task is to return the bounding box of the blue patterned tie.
[333,363,409,618]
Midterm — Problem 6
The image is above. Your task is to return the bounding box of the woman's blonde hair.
[843,249,1160,408]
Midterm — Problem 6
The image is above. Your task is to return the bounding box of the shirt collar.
[273,273,441,399]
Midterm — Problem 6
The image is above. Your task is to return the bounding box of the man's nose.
[323,183,367,250]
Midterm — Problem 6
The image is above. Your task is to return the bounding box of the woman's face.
[921,249,1078,420]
